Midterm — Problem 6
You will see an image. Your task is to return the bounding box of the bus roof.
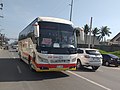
[37,17,74,25]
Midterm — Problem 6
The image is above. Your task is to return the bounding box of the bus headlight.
[38,56,49,63]
[72,58,76,62]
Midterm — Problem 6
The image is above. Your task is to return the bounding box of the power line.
[49,0,68,17]
[47,0,71,20]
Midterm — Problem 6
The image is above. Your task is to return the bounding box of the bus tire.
[28,56,33,70]
[33,52,36,61]
[19,52,22,60]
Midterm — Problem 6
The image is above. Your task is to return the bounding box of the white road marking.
[17,65,22,74]
[67,71,111,90]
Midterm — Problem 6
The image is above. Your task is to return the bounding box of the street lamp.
[88,17,93,48]
[69,0,73,21]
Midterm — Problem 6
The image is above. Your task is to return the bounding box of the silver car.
[76,48,102,71]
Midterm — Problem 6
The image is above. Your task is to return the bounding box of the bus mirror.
[34,22,39,37]
[75,27,84,41]
[79,29,84,41]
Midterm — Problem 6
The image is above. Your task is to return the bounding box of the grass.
[99,50,120,57]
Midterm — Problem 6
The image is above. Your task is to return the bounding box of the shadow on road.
[102,65,120,67]
[0,58,69,82]
[75,67,96,72]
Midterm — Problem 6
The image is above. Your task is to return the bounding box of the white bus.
[18,17,78,72]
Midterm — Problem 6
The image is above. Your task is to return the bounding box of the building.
[110,32,120,45]
[75,27,100,46]
[77,35,100,45]
[0,33,9,49]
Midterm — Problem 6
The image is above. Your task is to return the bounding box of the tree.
[83,24,89,44]
[98,26,111,42]
[92,27,99,47]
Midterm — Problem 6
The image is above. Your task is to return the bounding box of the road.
[0,50,120,90]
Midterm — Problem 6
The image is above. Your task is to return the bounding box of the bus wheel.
[28,56,33,70]
[29,60,34,70]
[19,52,22,60]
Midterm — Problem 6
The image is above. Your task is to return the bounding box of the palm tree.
[84,24,89,44]
[98,26,111,42]
[92,27,99,47]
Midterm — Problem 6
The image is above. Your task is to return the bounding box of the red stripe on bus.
[23,52,29,56]
[22,52,76,68]
[34,62,76,68]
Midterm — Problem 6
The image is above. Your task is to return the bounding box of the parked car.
[102,54,120,67]
[9,45,18,52]
[76,48,102,71]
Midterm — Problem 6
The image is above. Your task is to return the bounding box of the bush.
[99,50,120,58]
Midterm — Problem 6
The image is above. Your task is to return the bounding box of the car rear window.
[85,50,101,55]
[77,49,84,53]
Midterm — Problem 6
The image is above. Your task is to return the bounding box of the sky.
[0,0,120,41]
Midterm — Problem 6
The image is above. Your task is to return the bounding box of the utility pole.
[88,17,93,48]
[0,1,3,47]
[0,2,3,18]
[69,0,73,21]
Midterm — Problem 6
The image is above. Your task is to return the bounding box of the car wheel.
[105,62,109,66]
[76,60,83,70]
[92,66,99,71]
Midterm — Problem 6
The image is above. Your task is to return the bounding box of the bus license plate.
[57,65,63,68]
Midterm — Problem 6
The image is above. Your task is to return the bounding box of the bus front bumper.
[34,64,76,72]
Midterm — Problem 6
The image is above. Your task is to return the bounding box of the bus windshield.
[37,22,76,54]
[39,22,76,48]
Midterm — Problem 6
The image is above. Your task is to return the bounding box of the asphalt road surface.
[0,50,120,90]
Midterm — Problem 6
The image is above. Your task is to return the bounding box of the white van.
[76,48,102,71]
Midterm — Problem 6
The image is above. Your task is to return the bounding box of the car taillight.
[84,55,90,58]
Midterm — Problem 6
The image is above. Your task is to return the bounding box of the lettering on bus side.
[53,56,63,59]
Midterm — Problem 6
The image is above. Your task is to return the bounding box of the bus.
[18,17,78,72]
